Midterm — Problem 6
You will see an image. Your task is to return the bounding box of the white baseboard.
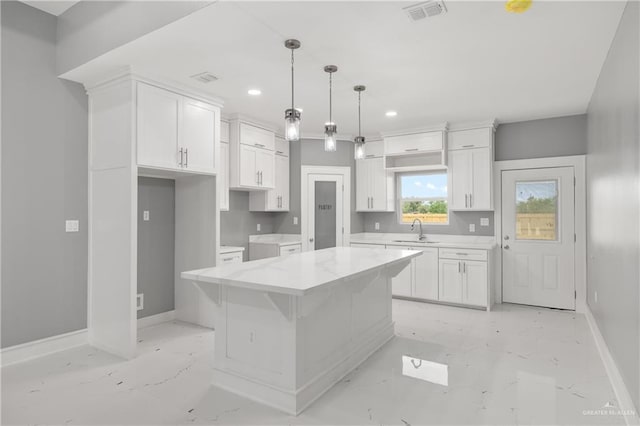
[585,306,639,425]
[1,329,88,367]
[137,310,175,329]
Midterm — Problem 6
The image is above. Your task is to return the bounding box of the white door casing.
[301,166,351,252]
[501,166,575,310]
[307,174,344,251]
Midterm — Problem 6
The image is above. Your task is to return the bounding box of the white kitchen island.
[182,246,420,415]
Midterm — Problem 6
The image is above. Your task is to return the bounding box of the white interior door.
[501,167,575,310]
[306,174,344,251]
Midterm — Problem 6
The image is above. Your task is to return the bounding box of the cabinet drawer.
[220,252,243,264]
[280,244,301,256]
[275,137,289,157]
[448,128,492,150]
[439,248,487,261]
[384,131,444,156]
[239,123,275,151]
[221,120,230,143]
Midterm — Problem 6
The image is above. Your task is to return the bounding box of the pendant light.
[284,39,301,142]
[323,65,338,152]
[353,85,366,160]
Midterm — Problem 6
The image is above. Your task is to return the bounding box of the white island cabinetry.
[182,247,419,415]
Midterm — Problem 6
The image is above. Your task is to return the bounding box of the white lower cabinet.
[438,257,488,307]
[279,244,301,256]
[386,245,438,301]
[220,251,243,265]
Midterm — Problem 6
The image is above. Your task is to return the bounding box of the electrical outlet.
[469,223,476,233]
[293,217,298,225]
[480,217,490,227]
[594,291,598,303]
[375,222,380,231]
[257,223,261,231]
[137,294,144,311]
[143,210,150,221]
[65,220,79,232]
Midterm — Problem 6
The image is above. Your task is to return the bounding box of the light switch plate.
[375,222,380,231]
[65,220,79,232]
[257,223,261,231]
[480,217,490,226]
[293,217,298,225]
[137,294,144,311]
[469,223,476,233]
[143,210,150,221]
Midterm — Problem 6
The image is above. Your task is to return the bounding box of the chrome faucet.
[411,218,426,241]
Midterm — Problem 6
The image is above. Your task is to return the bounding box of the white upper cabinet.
[136,82,218,175]
[229,118,276,190]
[448,126,494,211]
[382,127,448,171]
[219,141,230,211]
[220,119,230,143]
[356,141,394,212]
[250,140,290,212]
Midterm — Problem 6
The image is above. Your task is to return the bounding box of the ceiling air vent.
[190,72,218,84]
[404,1,447,21]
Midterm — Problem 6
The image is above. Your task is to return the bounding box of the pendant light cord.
[358,91,362,137]
[329,72,333,123]
[291,49,295,112]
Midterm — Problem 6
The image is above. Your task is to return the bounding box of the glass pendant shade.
[324,123,337,152]
[354,136,365,160]
[285,108,301,142]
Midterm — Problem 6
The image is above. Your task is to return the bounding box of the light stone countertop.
[350,233,497,250]
[220,246,245,254]
[182,246,420,296]
[249,234,302,247]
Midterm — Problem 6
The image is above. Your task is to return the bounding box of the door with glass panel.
[501,167,575,310]
[307,175,344,251]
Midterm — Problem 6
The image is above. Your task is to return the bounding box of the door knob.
[504,245,510,250]
[309,238,314,242]
[504,236,510,240]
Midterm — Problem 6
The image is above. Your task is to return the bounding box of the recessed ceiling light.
[386,111,398,117]
[248,89,262,96]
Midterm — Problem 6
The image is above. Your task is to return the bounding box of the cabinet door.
[370,157,388,211]
[413,248,439,300]
[277,155,290,210]
[463,261,488,307]
[448,150,471,210]
[256,149,275,188]
[239,145,258,187]
[355,159,369,211]
[219,142,229,211]
[137,83,179,169]
[438,259,463,303]
[470,147,491,210]
[181,98,216,173]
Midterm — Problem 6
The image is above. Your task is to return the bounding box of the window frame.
[396,171,449,226]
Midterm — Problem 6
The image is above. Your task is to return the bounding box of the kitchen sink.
[391,240,439,244]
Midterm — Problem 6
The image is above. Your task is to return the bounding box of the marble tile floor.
[1,300,625,425]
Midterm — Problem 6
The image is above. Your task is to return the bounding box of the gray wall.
[496,114,587,161]
[137,178,175,319]
[56,1,212,75]
[586,1,639,410]
[274,138,365,235]
[220,192,280,261]
[1,1,88,348]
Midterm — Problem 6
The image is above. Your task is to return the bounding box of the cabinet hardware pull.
[276,151,283,154]
[185,148,188,167]
[260,171,263,185]
[366,154,375,158]
[458,262,461,273]
[256,171,260,184]
[222,257,234,261]
[179,148,183,167]
[255,143,265,148]
[465,194,468,208]
[404,148,419,152]
[463,262,466,273]
[462,144,474,148]
[469,194,472,208]
[455,252,468,256]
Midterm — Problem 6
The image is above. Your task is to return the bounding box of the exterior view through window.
[398,172,448,224]
[515,180,558,240]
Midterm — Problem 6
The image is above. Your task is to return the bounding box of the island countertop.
[182,246,420,296]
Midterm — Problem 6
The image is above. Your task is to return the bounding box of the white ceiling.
[21,0,79,16]
[63,1,626,137]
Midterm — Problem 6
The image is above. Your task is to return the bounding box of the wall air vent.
[190,72,218,84]
[404,1,447,21]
